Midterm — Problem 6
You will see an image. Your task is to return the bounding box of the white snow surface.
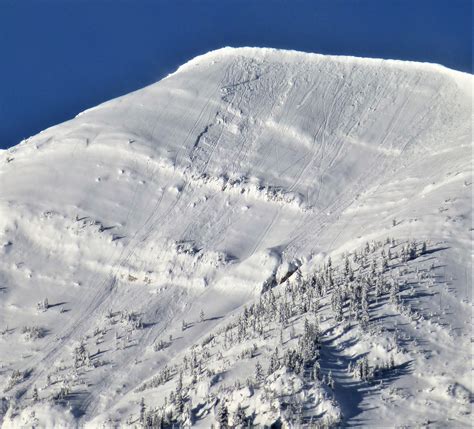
[0,47,472,427]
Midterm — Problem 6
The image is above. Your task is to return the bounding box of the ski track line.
[247,209,280,260]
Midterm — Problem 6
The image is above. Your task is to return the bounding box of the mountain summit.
[0,48,472,427]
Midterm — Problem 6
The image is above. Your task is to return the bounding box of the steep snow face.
[0,48,472,426]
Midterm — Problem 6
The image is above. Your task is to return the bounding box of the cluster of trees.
[73,341,91,369]
[19,236,431,427]
[330,238,429,328]
[119,310,143,330]
[132,237,431,427]
[348,353,396,382]
[36,297,49,312]
[21,325,46,341]
[6,369,29,392]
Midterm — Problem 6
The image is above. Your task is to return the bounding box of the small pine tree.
[175,390,185,416]
[370,259,377,275]
[421,241,427,255]
[144,413,153,428]
[181,403,193,427]
[217,401,229,429]
[32,385,39,402]
[389,280,399,304]
[408,242,417,260]
[328,370,335,389]
[200,309,205,322]
[267,354,277,376]
[363,357,370,380]
[343,256,350,276]
[139,397,146,424]
[355,356,371,381]
[73,341,89,368]
[390,354,395,369]
[313,361,321,380]
[332,289,344,322]
[365,242,370,254]
[37,297,49,312]
[353,250,359,264]
[176,371,183,393]
[233,404,246,428]
[255,361,264,384]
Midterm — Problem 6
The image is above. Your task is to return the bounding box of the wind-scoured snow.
[0,47,472,427]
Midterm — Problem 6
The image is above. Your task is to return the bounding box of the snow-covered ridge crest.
[170,46,472,88]
[73,47,472,120]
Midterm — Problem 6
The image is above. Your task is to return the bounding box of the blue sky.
[0,0,471,150]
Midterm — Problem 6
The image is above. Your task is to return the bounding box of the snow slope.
[0,47,472,427]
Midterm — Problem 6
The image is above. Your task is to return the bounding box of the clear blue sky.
[0,0,471,149]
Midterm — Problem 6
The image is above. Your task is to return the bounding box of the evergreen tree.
[32,385,39,402]
[313,361,321,380]
[390,354,396,369]
[176,371,183,395]
[355,356,370,381]
[328,370,335,389]
[389,280,399,304]
[360,283,370,329]
[343,256,350,277]
[374,278,382,299]
[408,241,417,260]
[145,413,153,429]
[353,250,359,264]
[175,390,185,415]
[217,401,229,429]
[347,361,353,376]
[370,259,377,275]
[421,241,427,255]
[139,397,146,425]
[332,288,344,322]
[267,349,280,375]
[181,402,193,427]
[365,242,370,254]
[400,246,407,263]
[73,340,89,368]
[233,404,246,428]
[255,361,264,384]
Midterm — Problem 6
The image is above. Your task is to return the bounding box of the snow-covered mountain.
[0,47,472,427]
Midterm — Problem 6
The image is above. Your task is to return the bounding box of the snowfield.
[0,47,472,427]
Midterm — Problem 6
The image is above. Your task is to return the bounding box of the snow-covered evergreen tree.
[217,401,229,429]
